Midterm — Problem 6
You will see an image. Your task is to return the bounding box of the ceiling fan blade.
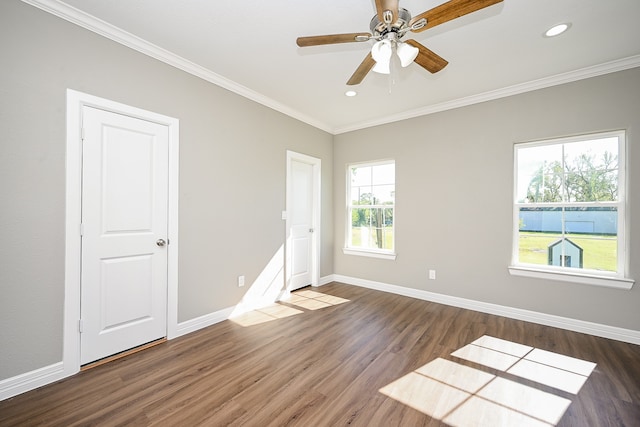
[410,0,503,32]
[296,33,371,47]
[405,39,449,73]
[347,53,376,86]
[375,0,399,24]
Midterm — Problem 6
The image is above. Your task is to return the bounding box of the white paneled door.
[286,152,320,291]
[80,106,169,365]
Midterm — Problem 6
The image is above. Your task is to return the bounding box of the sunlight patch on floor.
[380,335,596,426]
[230,290,350,327]
[230,303,303,327]
[454,335,596,394]
[284,290,350,311]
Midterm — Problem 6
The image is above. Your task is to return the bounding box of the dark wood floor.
[1,282,639,426]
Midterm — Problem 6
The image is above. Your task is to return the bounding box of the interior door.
[80,106,169,365]
[288,156,315,290]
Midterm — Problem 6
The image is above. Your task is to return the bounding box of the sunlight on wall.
[229,245,285,319]
[380,335,596,426]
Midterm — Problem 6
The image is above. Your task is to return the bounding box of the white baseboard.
[317,275,334,286]
[174,306,235,338]
[0,362,66,401]
[332,274,640,346]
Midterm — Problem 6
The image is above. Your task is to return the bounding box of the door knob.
[156,239,167,247]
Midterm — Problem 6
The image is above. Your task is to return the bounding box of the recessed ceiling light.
[545,23,571,37]
[345,90,357,97]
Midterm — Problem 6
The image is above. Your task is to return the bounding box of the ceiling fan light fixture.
[371,39,392,74]
[372,61,391,74]
[397,42,419,67]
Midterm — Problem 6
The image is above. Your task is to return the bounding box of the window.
[510,130,633,289]
[345,160,395,259]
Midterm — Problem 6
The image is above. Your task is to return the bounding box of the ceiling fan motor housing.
[370,8,412,39]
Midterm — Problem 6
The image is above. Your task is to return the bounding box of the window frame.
[343,159,397,260]
[509,130,634,290]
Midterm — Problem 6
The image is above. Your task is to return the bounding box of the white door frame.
[285,150,321,289]
[64,89,179,376]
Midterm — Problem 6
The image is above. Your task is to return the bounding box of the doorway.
[285,151,321,291]
[65,90,179,374]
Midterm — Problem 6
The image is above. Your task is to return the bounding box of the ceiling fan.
[296,0,504,85]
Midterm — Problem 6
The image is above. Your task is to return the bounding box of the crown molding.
[333,55,640,134]
[21,1,640,136]
[20,0,334,134]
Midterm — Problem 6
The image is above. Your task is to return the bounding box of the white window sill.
[508,265,634,290]
[343,248,397,260]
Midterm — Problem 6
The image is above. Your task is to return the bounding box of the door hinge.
[81,127,85,141]
[78,319,84,333]
[80,223,84,236]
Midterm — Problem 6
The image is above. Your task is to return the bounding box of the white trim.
[317,275,335,287]
[508,266,634,290]
[65,89,179,374]
[332,274,640,345]
[20,0,332,134]
[286,151,322,289]
[342,248,397,260]
[0,363,64,401]
[20,1,640,136]
[174,307,235,338]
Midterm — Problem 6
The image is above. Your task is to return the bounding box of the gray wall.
[0,1,333,380]
[2,0,638,387]
[334,67,640,331]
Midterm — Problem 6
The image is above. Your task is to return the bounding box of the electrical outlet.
[428,270,436,280]
[238,275,245,287]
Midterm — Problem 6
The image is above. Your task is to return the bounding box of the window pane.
[516,144,563,203]
[372,163,395,185]
[564,137,619,202]
[351,225,375,249]
[351,166,372,187]
[565,207,617,272]
[519,207,562,234]
[518,207,562,266]
[563,137,618,170]
[350,208,393,250]
[372,184,395,204]
[351,207,370,229]
[351,187,370,205]
[518,137,619,204]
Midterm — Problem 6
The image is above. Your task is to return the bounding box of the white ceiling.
[28,0,640,134]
